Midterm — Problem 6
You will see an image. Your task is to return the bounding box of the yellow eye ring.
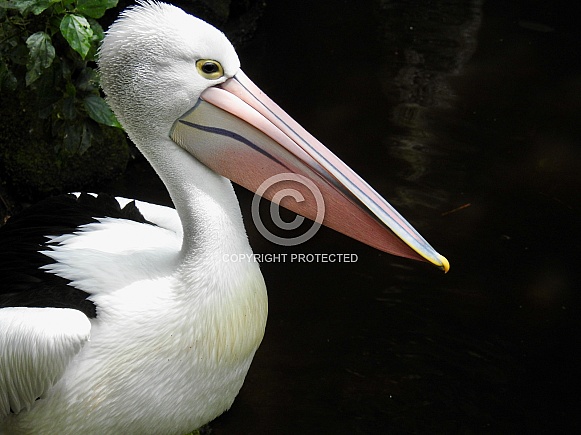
[196,59,224,79]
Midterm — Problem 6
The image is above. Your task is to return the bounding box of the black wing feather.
[0,193,152,318]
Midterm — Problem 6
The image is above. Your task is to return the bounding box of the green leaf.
[29,0,52,14]
[25,31,55,85]
[0,0,34,13]
[83,94,121,128]
[1,0,53,15]
[60,14,93,59]
[76,0,117,19]
[84,18,104,60]
[88,17,104,44]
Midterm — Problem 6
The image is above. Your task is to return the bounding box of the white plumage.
[0,307,90,416]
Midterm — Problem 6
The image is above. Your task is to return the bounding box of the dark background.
[8,0,581,432]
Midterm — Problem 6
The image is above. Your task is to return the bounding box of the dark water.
[111,0,581,432]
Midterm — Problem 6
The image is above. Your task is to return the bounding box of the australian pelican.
[0,2,449,434]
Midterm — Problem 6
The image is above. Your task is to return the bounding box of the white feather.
[0,308,90,416]
[41,217,181,294]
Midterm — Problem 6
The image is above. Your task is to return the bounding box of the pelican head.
[99,2,239,140]
[99,1,449,270]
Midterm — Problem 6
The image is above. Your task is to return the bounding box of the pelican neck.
[136,135,251,262]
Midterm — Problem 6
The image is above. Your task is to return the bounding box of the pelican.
[0,2,449,434]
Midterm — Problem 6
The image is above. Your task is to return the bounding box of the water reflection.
[380,1,483,222]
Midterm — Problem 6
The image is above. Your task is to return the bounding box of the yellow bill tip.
[437,254,450,273]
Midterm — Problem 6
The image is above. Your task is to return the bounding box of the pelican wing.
[112,197,182,236]
[0,307,91,416]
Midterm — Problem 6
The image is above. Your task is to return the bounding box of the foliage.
[0,0,121,154]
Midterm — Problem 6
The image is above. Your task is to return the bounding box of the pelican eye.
[196,59,224,79]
